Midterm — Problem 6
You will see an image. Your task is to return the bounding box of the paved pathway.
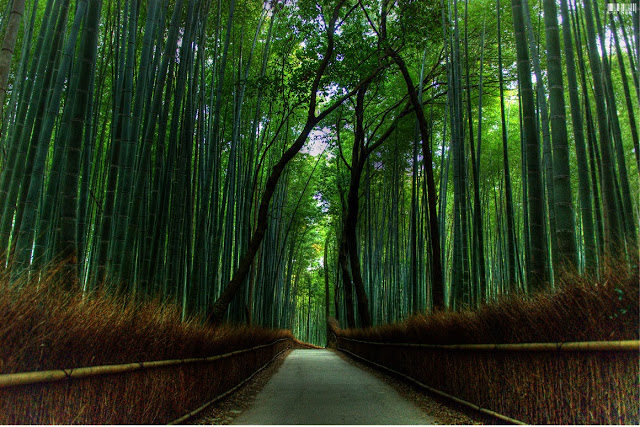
[232,349,436,425]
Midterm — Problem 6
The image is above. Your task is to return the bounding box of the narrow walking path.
[232,349,436,425]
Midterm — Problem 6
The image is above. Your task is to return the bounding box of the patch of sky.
[302,126,333,157]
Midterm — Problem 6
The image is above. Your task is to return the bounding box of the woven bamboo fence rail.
[336,336,639,424]
[0,338,289,389]
[337,336,640,351]
[0,338,292,424]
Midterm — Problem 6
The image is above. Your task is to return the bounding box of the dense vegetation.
[0,267,293,375]
[0,0,637,347]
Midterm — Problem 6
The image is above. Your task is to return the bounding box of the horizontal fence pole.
[336,337,639,352]
[0,338,290,389]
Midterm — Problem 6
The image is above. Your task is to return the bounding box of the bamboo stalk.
[0,338,290,389]
[336,336,639,352]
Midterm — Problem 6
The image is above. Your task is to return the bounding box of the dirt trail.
[231,349,437,425]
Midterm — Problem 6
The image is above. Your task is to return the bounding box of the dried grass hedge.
[333,267,639,424]
[0,267,295,424]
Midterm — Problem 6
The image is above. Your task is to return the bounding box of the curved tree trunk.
[207,0,369,326]
[378,0,444,309]
[387,50,444,309]
[342,85,372,328]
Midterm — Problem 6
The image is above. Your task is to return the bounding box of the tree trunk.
[609,13,640,174]
[385,49,444,309]
[582,0,623,257]
[510,0,548,291]
[206,0,362,325]
[542,0,578,270]
[58,0,103,287]
[338,231,356,328]
[0,0,26,126]
[559,0,596,274]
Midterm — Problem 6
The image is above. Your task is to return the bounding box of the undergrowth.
[332,265,639,424]
[0,266,293,375]
[336,264,639,344]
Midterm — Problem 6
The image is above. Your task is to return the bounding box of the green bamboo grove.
[0,0,637,345]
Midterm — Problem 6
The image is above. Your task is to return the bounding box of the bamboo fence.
[339,346,526,425]
[0,338,289,389]
[337,336,640,351]
[168,346,288,424]
[0,338,292,424]
[336,335,639,424]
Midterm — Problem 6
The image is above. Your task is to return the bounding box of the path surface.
[232,349,436,425]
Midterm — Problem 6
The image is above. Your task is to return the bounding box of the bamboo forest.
[0,0,638,345]
[1,0,639,423]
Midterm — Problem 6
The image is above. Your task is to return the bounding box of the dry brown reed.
[0,266,292,374]
[1,340,291,424]
[336,265,639,345]
[333,267,639,424]
[0,265,295,423]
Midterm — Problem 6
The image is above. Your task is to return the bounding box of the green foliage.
[0,0,637,347]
